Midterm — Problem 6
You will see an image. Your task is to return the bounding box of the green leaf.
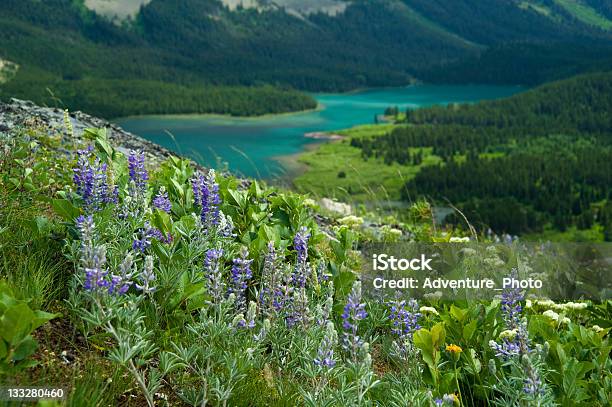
[51,199,81,221]
[12,336,38,361]
[450,305,467,322]
[31,310,59,331]
[431,322,446,349]
[0,303,35,345]
[463,320,477,342]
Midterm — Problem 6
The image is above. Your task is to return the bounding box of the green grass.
[524,223,605,242]
[292,124,441,203]
[518,1,553,17]
[554,0,612,30]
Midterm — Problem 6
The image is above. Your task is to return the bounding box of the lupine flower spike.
[152,186,172,213]
[73,147,115,212]
[292,227,311,288]
[204,248,225,305]
[314,321,338,369]
[489,269,530,358]
[135,255,157,294]
[128,150,148,196]
[229,247,253,313]
[342,280,368,362]
[192,169,221,230]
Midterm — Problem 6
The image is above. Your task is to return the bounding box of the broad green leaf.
[12,336,38,361]
[0,303,35,345]
[463,320,478,342]
[431,322,446,349]
[51,199,81,221]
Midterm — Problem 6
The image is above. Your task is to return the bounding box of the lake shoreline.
[116,85,525,178]
[113,103,325,122]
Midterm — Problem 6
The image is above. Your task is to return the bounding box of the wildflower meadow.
[0,124,611,406]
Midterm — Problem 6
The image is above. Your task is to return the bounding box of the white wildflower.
[419,306,439,316]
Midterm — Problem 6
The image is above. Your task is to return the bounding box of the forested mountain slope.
[1,0,612,116]
[350,72,612,238]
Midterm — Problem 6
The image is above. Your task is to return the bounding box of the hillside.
[1,94,611,407]
[2,0,612,116]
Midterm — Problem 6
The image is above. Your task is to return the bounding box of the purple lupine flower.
[389,298,421,339]
[342,281,368,362]
[232,313,247,329]
[287,286,311,328]
[192,169,221,229]
[204,248,225,304]
[294,227,310,264]
[135,255,157,294]
[76,215,107,292]
[259,242,278,317]
[490,269,530,358]
[442,394,456,405]
[524,373,543,395]
[292,227,311,288]
[108,253,134,295]
[489,339,521,358]
[132,222,171,253]
[128,150,148,193]
[76,215,134,296]
[229,248,253,313]
[522,354,545,396]
[272,265,294,324]
[245,301,257,329]
[152,187,172,213]
[83,245,109,292]
[73,147,114,212]
[314,321,338,369]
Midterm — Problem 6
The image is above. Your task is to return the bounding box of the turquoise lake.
[116,85,523,179]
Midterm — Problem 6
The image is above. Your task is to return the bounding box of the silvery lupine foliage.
[132,221,172,253]
[73,146,116,212]
[204,248,225,305]
[229,248,253,313]
[192,169,221,230]
[489,270,530,358]
[316,282,334,326]
[342,281,368,362]
[152,186,172,213]
[314,321,338,369]
[292,227,311,288]
[135,255,157,294]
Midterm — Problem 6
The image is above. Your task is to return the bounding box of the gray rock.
[0,98,200,169]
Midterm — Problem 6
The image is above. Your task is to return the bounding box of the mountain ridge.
[2,0,612,117]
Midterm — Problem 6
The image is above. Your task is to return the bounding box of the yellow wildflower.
[446,344,463,354]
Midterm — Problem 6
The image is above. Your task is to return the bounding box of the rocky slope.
[0,98,178,167]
